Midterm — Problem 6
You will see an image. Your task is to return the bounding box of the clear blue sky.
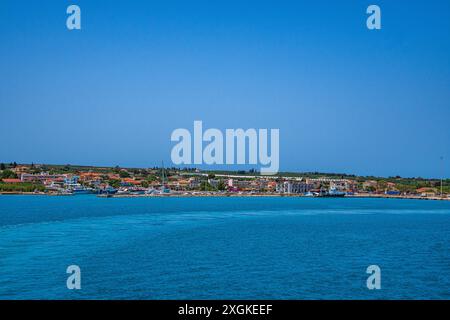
[1,0,449,178]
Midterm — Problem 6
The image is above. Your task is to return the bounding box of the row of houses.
[3,167,443,197]
[6,171,358,194]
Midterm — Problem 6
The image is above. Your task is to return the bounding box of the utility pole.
[440,156,444,197]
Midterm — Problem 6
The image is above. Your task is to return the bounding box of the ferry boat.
[319,187,346,197]
[69,185,94,194]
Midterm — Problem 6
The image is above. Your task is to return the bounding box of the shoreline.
[1,191,449,201]
[100,193,450,201]
[0,192,74,196]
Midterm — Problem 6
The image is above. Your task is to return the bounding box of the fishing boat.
[98,186,118,195]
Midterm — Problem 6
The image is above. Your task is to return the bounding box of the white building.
[276,181,313,194]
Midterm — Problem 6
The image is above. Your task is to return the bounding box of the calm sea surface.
[0,195,449,299]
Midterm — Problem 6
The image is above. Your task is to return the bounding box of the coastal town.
[0,162,449,200]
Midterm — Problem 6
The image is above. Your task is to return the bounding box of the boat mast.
[441,156,444,197]
[161,161,166,187]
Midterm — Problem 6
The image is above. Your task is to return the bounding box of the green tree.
[1,169,18,179]
[0,163,5,170]
[0,182,44,192]
[217,180,226,191]
[119,170,130,178]
[200,181,214,191]
[108,179,121,188]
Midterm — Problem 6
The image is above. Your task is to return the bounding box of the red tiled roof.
[2,179,22,183]
[122,178,142,185]
[416,187,436,193]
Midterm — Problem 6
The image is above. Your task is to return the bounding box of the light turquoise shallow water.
[0,195,449,299]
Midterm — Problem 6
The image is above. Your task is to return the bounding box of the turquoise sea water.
[0,195,449,299]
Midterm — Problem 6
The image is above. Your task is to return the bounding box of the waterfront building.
[11,166,29,175]
[267,180,277,191]
[208,179,220,188]
[64,176,79,185]
[277,181,314,194]
[416,187,437,198]
[21,172,67,183]
[234,180,252,191]
[189,178,201,189]
[79,172,102,181]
